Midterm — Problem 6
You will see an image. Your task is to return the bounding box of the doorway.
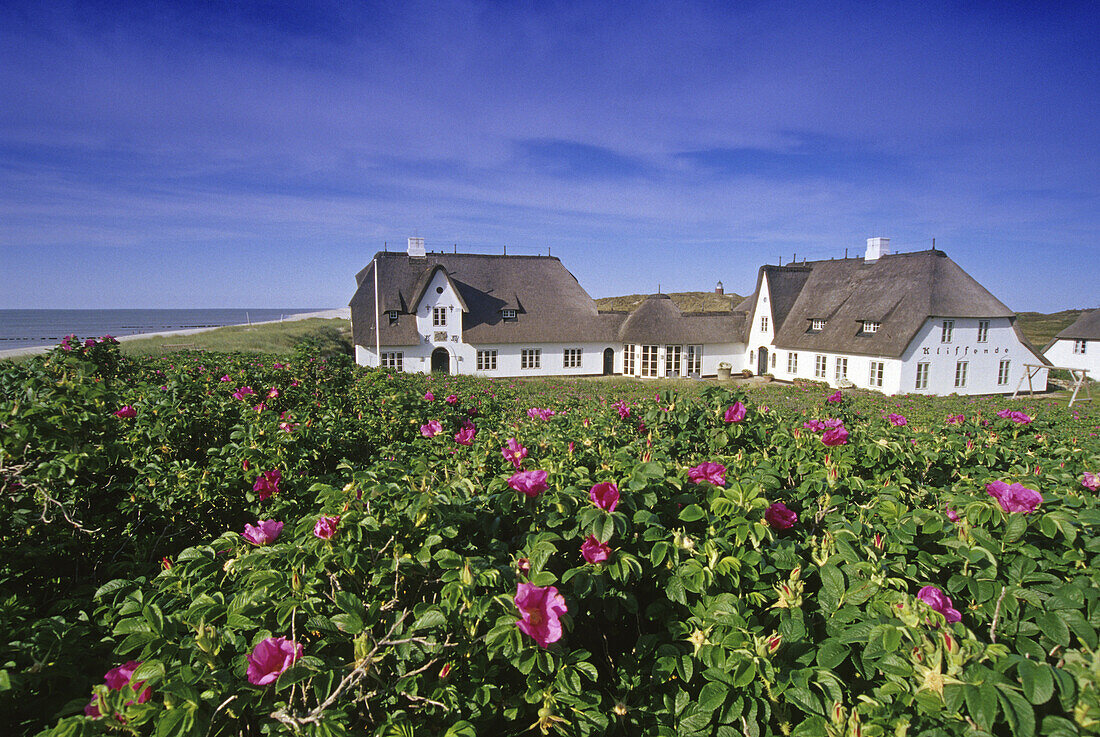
[603,348,614,375]
[757,347,768,376]
[431,348,450,375]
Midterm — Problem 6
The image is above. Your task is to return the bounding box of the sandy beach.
[0,308,350,360]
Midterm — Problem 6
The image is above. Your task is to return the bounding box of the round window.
[436,287,444,294]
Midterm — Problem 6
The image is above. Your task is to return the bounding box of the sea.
[0,309,331,351]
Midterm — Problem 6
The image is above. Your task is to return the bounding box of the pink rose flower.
[502,438,528,470]
[509,470,549,497]
[514,583,567,648]
[821,426,849,446]
[103,660,153,704]
[445,394,458,405]
[688,462,726,486]
[1081,472,1099,492]
[424,391,435,401]
[945,505,960,522]
[246,636,303,686]
[826,391,843,403]
[454,421,476,446]
[946,414,964,424]
[613,400,630,419]
[253,469,282,501]
[527,407,556,421]
[887,413,907,426]
[803,419,826,432]
[232,386,255,400]
[589,482,620,513]
[420,419,443,437]
[996,409,1032,424]
[764,502,797,530]
[113,405,137,419]
[267,387,280,399]
[84,699,101,718]
[242,519,283,546]
[220,375,231,382]
[581,535,611,564]
[724,402,747,423]
[986,480,1042,514]
[917,586,962,624]
[313,515,340,540]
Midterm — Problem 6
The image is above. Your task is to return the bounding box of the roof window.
[861,321,879,334]
[502,309,517,321]
[810,319,826,332]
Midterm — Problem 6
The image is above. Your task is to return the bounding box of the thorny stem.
[989,586,1007,644]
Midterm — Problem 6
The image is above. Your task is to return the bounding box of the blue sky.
[1,0,1097,312]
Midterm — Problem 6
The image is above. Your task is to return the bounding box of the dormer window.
[861,321,879,334]
[387,310,399,325]
[810,319,826,332]
[502,309,517,321]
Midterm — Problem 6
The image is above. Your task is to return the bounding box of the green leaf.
[130,660,165,684]
[966,682,999,731]
[697,681,727,714]
[815,640,849,669]
[1004,514,1028,543]
[1018,661,1054,705]
[679,504,706,523]
[1036,612,1070,647]
[819,565,844,609]
[332,612,364,634]
[443,722,476,737]
[595,514,616,544]
[998,687,1036,737]
[413,609,446,631]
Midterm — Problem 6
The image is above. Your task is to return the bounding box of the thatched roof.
[618,294,745,344]
[1052,309,1100,341]
[751,250,1019,358]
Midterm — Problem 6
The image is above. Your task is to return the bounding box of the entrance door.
[431,348,450,375]
[757,347,768,376]
[603,348,614,375]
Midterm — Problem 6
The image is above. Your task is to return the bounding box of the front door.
[757,347,768,376]
[603,348,614,375]
[431,348,450,375]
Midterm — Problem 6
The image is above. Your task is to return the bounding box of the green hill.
[1015,309,1086,349]
[596,291,743,313]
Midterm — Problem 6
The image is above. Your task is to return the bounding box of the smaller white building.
[1043,309,1100,377]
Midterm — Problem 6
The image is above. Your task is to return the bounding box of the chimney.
[715,281,724,295]
[865,237,890,262]
[407,237,426,260]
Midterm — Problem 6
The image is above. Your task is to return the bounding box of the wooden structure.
[1014,364,1092,407]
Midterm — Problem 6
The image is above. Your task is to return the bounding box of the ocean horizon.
[0,308,333,351]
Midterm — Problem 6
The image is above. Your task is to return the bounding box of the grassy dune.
[595,290,743,312]
[117,317,351,356]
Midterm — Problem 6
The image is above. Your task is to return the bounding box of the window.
[811,319,826,332]
[760,316,769,332]
[640,345,658,378]
[915,362,929,389]
[433,307,447,327]
[476,350,497,371]
[521,349,541,370]
[787,352,798,374]
[941,320,954,343]
[563,348,582,369]
[861,321,879,334]
[835,357,848,381]
[815,355,827,378]
[998,359,1010,385]
[1075,339,1088,354]
[771,353,777,368]
[954,361,968,388]
[977,320,989,343]
[387,310,399,325]
[381,352,402,370]
[502,309,517,321]
[869,361,884,388]
[623,344,635,375]
[665,345,682,377]
[685,345,702,376]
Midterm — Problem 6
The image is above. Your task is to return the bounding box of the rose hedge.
[1,340,1099,736]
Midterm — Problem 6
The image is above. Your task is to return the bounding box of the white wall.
[744,274,774,373]
[899,318,1046,395]
[770,347,902,393]
[1044,339,1100,377]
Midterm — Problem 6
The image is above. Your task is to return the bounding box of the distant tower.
[715,281,724,295]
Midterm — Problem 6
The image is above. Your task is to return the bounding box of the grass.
[1015,309,1086,348]
[116,318,352,356]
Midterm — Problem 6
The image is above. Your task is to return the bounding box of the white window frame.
[941,320,954,344]
[563,348,582,369]
[862,321,879,334]
[665,345,682,377]
[815,355,827,379]
[387,310,399,325]
[433,307,447,327]
[954,361,968,388]
[977,320,989,343]
[998,359,1010,386]
[640,345,658,378]
[811,319,825,332]
[760,316,769,332]
[521,349,541,370]
[835,357,848,381]
[787,352,798,374]
[381,352,403,370]
[869,361,884,388]
[915,362,929,390]
[623,344,635,375]
[1074,339,1087,355]
[685,345,702,376]
[476,349,497,371]
[502,309,517,321]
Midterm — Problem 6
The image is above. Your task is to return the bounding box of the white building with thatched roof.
[350,237,1047,394]
[1043,309,1100,376]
